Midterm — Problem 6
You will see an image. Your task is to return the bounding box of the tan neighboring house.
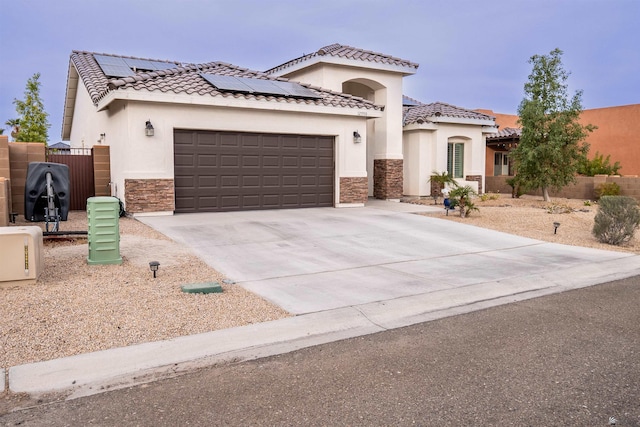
[62,44,497,215]
[480,104,640,177]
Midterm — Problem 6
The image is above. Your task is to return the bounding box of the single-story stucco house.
[62,43,497,215]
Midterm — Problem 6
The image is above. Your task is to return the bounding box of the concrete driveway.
[139,200,640,315]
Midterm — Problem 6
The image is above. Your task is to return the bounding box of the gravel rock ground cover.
[2,195,639,370]
[1,214,290,369]
[410,193,640,254]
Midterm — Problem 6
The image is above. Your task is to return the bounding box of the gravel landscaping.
[2,194,638,369]
[1,214,290,369]
[411,193,640,254]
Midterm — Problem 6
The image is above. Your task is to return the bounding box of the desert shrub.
[594,182,621,200]
[506,176,530,198]
[578,151,621,176]
[480,192,500,202]
[592,196,640,245]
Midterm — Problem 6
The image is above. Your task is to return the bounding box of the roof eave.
[96,89,384,118]
[269,55,418,78]
[423,116,496,127]
[61,61,80,140]
[403,122,438,131]
[482,125,500,134]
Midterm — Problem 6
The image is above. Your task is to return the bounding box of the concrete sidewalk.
[6,201,640,400]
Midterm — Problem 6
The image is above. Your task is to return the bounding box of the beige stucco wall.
[403,122,488,196]
[67,85,372,212]
[68,83,112,150]
[278,63,408,196]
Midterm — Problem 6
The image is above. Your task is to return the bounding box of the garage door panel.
[300,137,319,149]
[174,130,334,213]
[221,175,240,188]
[282,175,299,186]
[263,156,280,167]
[220,155,239,167]
[197,154,218,167]
[282,156,298,167]
[220,134,240,147]
[242,155,260,167]
[263,175,280,187]
[198,175,217,187]
[262,136,280,148]
[241,135,260,148]
[301,175,318,186]
[282,194,300,205]
[175,153,195,167]
[318,139,333,150]
[282,136,300,149]
[301,156,317,167]
[262,195,281,207]
[243,175,260,187]
[221,195,240,207]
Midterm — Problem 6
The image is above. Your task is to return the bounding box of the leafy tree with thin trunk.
[12,73,50,143]
[510,48,595,201]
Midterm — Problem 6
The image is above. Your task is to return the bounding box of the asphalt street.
[2,276,638,426]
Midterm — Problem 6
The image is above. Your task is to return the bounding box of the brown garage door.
[174,130,334,213]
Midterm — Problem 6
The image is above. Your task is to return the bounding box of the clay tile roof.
[486,127,522,139]
[404,101,496,125]
[265,43,419,74]
[70,51,382,112]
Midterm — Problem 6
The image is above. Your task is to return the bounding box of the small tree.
[449,185,479,218]
[12,73,50,142]
[430,171,457,193]
[510,48,596,201]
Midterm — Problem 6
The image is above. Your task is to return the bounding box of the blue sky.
[1,0,638,142]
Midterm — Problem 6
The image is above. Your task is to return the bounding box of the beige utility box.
[0,226,44,286]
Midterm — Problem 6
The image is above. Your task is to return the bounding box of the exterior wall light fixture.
[353,131,362,143]
[145,120,154,137]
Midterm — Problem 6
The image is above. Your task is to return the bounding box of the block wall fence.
[486,175,640,201]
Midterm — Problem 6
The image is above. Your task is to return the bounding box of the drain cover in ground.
[181,282,223,294]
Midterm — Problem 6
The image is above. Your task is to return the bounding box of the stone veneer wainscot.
[340,177,368,204]
[374,159,403,199]
[125,179,175,213]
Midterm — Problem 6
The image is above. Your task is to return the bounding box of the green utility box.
[87,196,122,265]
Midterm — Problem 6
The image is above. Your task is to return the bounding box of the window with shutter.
[447,142,464,178]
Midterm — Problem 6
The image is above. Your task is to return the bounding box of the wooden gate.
[47,148,95,210]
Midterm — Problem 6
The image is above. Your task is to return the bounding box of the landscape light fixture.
[149,261,160,278]
[145,120,154,137]
[553,222,560,234]
[353,131,362,143]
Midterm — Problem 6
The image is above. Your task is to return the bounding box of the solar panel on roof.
[273,81,321,99]
[123,58,156,71]
[94,54,135,78]
[150,60,177,70]
[242,79,289,96]
[200,73,321,99]
[124,58,177,71]
[200,74,254,92]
